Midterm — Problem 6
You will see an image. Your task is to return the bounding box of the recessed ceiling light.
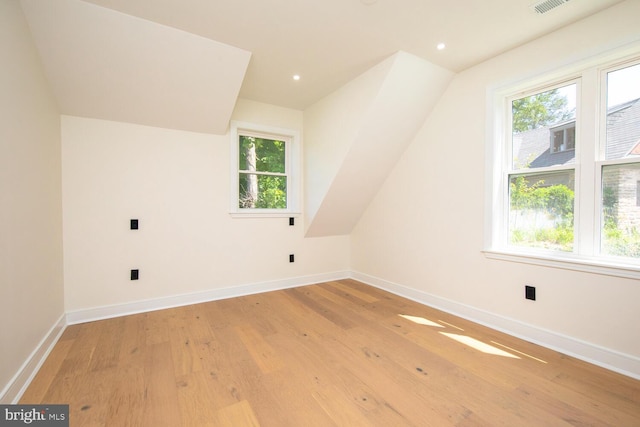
[437,43,446,50]
[293,75,301,81]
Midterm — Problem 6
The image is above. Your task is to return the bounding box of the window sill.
[483,249,640,280]
[229,211,301,219]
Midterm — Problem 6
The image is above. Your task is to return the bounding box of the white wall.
[351,0,640,376]
[62,99,349,315]
[0,0,64,401]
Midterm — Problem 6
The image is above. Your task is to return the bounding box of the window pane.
[512,84,576,169]
[239,174,287,209]
[565,126,575,150]
[509,171,575,252]
[605,63,640,160]
[601,163,640,258]
[239,136,286,173]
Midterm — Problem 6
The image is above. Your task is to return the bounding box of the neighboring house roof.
[607,98,640,159]
[513,98,640,168]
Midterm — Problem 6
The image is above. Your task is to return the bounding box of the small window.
[551,123,575,153]
[238,134,287,209]
[230,122,300,217]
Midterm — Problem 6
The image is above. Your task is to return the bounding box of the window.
[230,122,300,217]
[508,83,577,252]
[488,49,640,274]
[600,62,640,258]
[551,122,576,153]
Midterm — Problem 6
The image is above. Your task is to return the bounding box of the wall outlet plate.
[525,285,536,300]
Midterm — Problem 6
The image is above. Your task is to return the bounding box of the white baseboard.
[0,314,66,404]
[351,270,640,380]
[66,270,351,325]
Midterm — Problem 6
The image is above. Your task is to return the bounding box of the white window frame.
[229,121,301,218]
[484,44,640,280]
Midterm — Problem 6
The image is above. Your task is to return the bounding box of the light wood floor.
[21,279,640,426]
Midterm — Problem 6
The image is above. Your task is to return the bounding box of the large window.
[508,83,577,252]
[230,122,300,217]
[489,50,640,273]
[601,62,640,258]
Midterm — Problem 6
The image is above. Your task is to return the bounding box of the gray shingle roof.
[513,98,640,168]
[606,98,640,159]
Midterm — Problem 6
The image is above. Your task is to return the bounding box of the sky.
[607,62,640,108]
[556,62,640,112]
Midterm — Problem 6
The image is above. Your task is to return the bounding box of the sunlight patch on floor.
[399,314,444,328]
[440,332,520,358]
[437,320,464,331]
[491,341,547,363]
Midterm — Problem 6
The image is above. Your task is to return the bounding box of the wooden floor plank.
[19,338,74,404]
[141,342,182,426]
[20,279,640,426]
[234,323,284,374]
[215,400,261,427]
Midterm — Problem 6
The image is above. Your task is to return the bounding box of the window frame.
[484,44,640,279]
[229,121,301,218]
[504,79,580,255]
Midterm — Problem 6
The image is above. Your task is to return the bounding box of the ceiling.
[20,0,624,133]
[79,0,623,109]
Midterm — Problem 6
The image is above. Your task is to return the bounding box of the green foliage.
[239,135,287,209]
[599,184,640,258]
[510,176,574,222]
[599,170,640,258]
[239,136,285,173]
[602,226,640,258]
[537,184,574,222]
[512,89,572,133]
[238,175,287,209]
[257,176,287,209]
[601,186,618,229]
[509,176,574,251]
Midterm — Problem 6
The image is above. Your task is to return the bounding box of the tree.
[241,138,258,208]
[512,89,573,133]
[239,136,287,209]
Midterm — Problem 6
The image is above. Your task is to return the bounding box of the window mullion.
[574,71,597,256]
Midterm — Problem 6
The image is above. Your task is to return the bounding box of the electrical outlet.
[525,285,536,301]
[289,254,295,263]
[289,217,295,226]
[131,269,139,280]
[130,219,139,230]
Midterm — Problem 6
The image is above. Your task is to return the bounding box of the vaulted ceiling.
[21,0,623,134]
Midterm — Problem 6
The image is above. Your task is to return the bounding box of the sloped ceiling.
[20,0,623,123]
[79,0,623,110]
[304,52,454,237]
[20,0,250,134]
